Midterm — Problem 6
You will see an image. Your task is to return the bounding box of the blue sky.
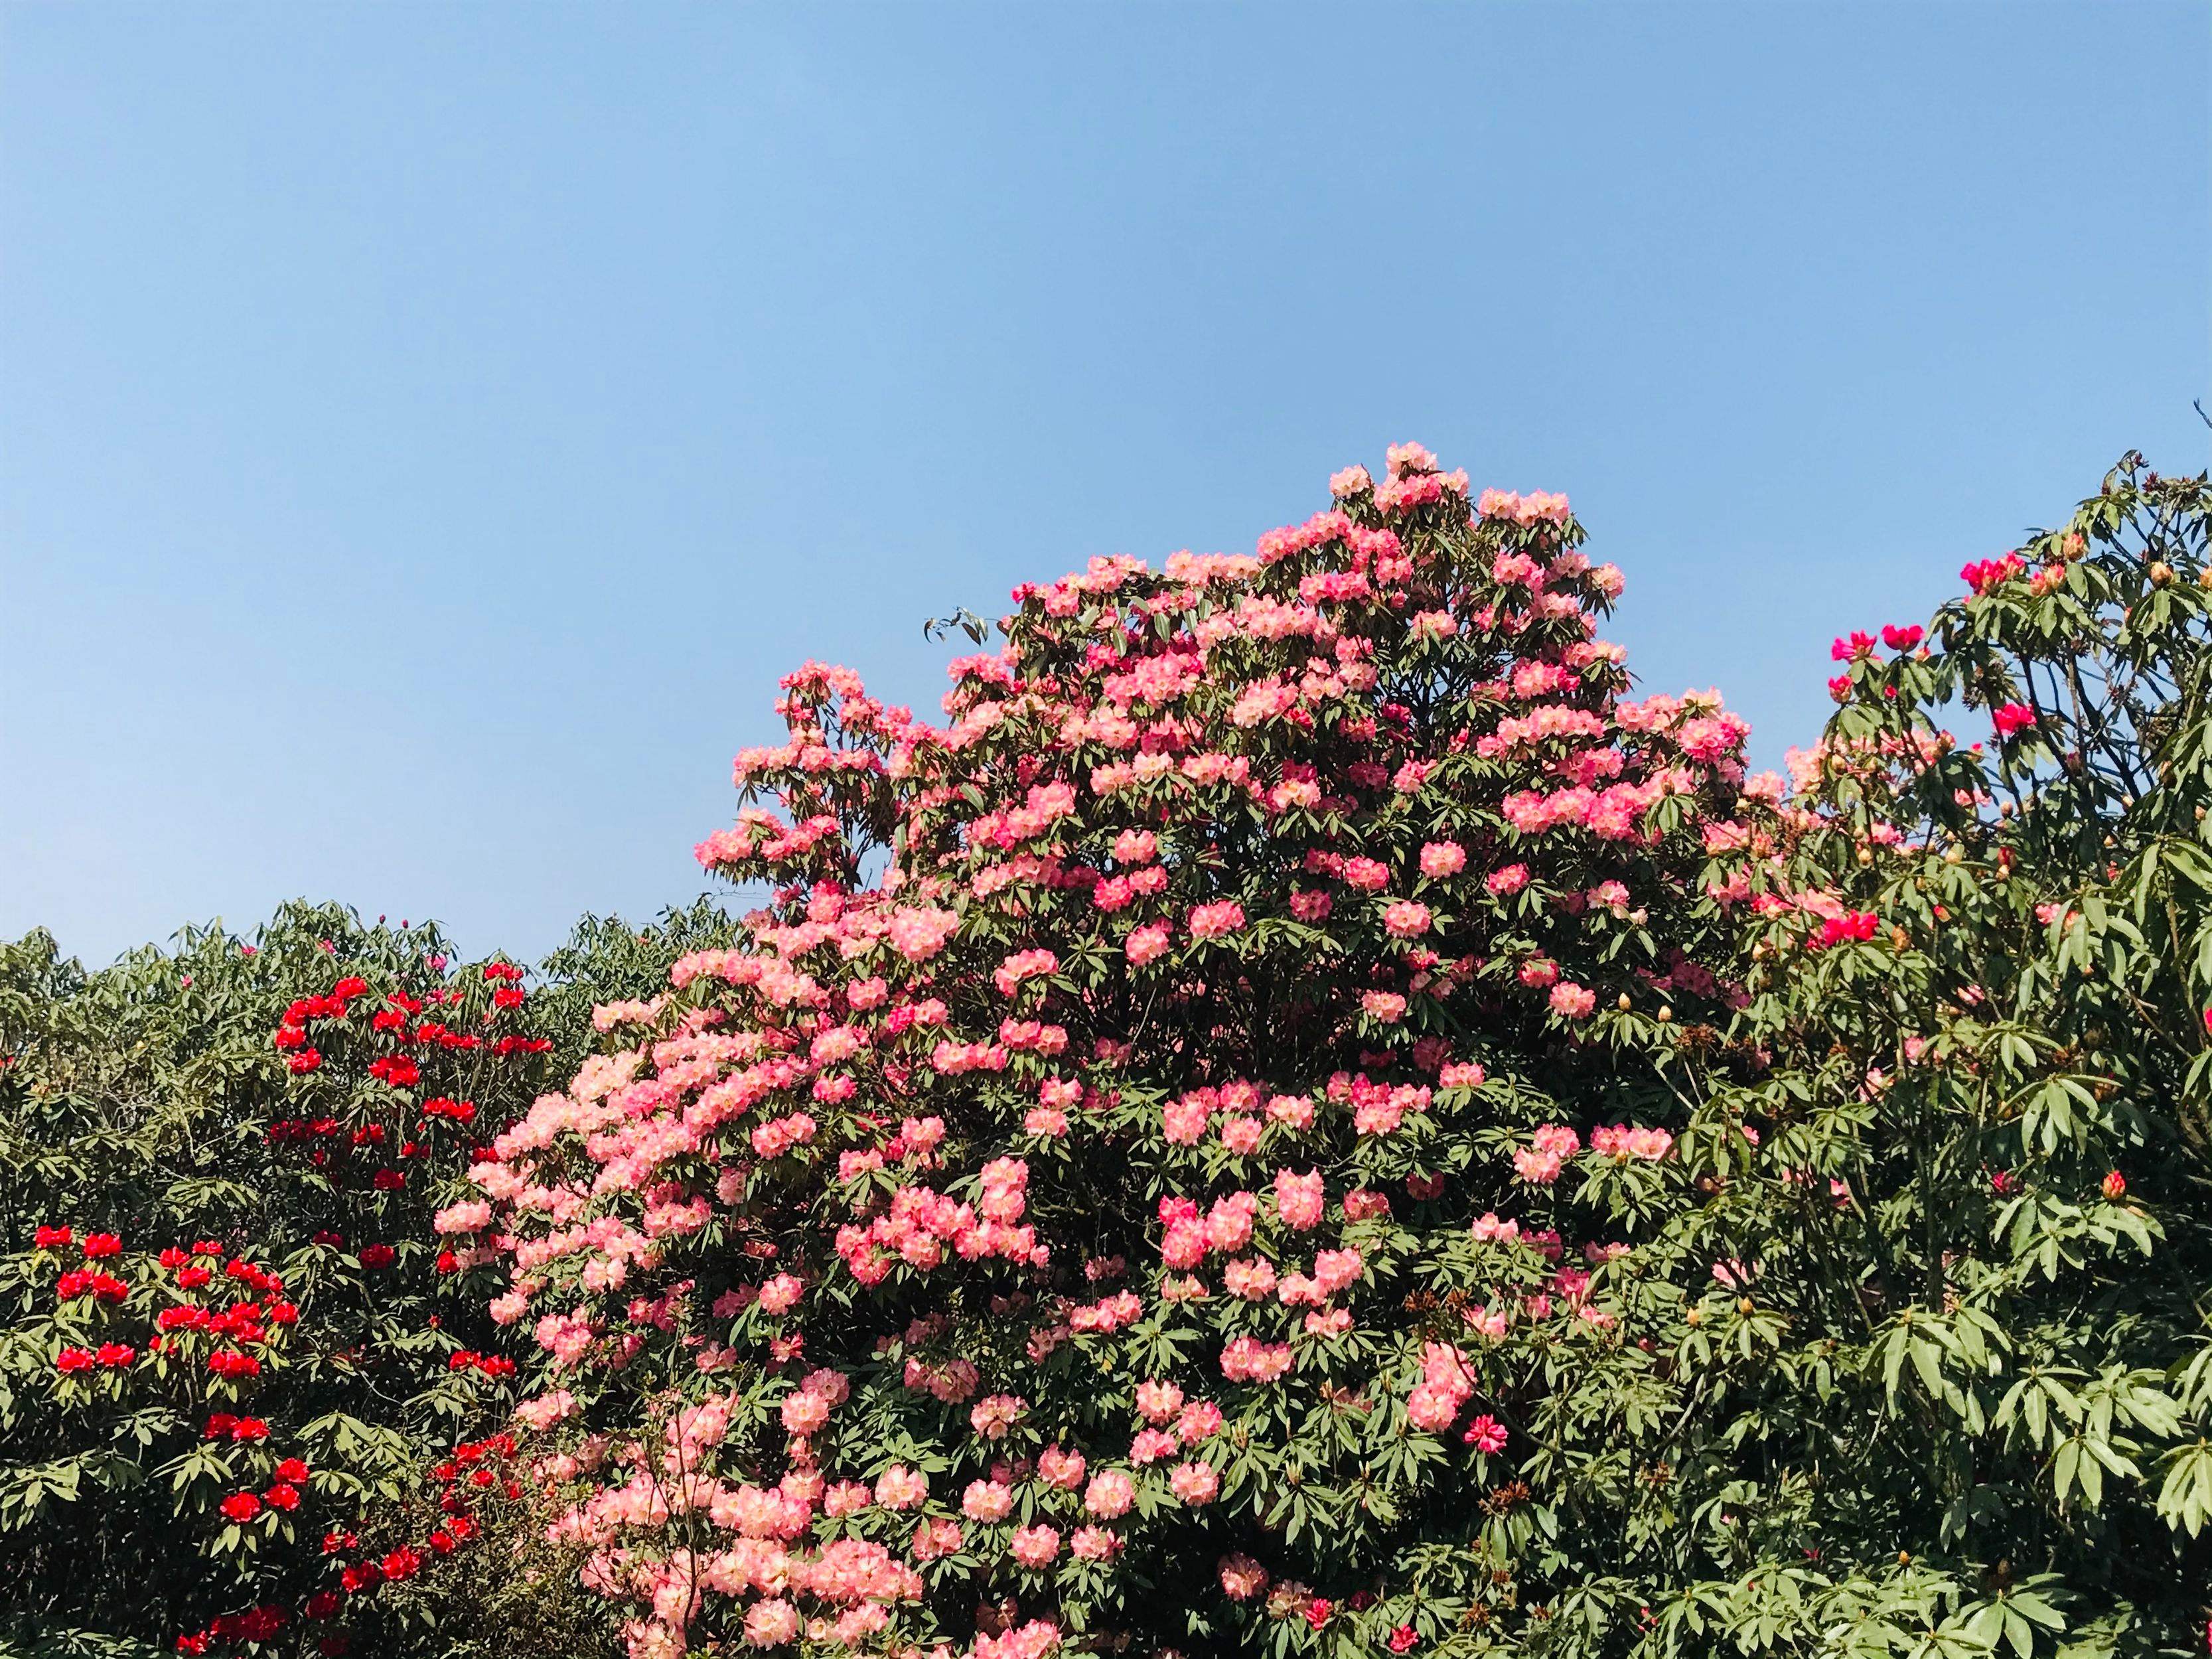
[3,2,2205,968]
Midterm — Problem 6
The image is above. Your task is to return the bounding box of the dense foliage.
[0,902,733,1658]
[5,449,2209,1659]
[455,445,1766,1659]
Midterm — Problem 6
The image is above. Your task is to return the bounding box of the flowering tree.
[1627,451,2211,1652]
[0,904,727,1656]
[462,446,1767,1657]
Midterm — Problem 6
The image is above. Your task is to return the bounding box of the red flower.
[288,1048,323,1074]
[305,1591,341,1619]
[358,1244,397,1269]
[1812,912,1880,952]
[220,1492,262,1522]
[1388,1628,1420,1654]
[2102,1170,2127,1200]
[95,1342,136,1367]
[54,1346,96,1374]
[1992,702,2037,739]
[276,1456,312,1481]
[208,1350,261,1380]
[380,1546,422,1582]
[1961,553,2027,595]
[177,1264,212,1289]
[1880,623,1924,652]
[265,1482,301,1510]
[82,1232,122,1258]
[33,1224,72,1249]
[369,1054,421,1088]
[1304,1599,1333,1630]
[1828,630,1877,662]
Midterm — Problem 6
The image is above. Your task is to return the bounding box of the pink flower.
[1084,1469,1136,1517]
[1274,1167,1325,1230]
[1177,1398,1224,1443]
[1218,1553,1269,1601]
[1407,1384,1460,1431]
[1382,901,1432,938]
[1125,922,1172,967]
[1135,1379,1185,1422]
[1037,1446,1087,1489]
[1548,981,1596,1019]
[873,1465,926,1509]
[1463,1414,1509,1454]
[962,1479,1015,1522]
[1188,901,1246,940]
[1418,841,1467,878]
[1009,1524,1061,1567]
[744,1599,800,1646]
[1070,1524,1122,1561]
[779,1388,830,1435]
[1167,1460,1219,1505]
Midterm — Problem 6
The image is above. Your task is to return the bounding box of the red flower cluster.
[1960,551,2028,595]
[54,1345,128,1373]
[443,1349,516,1378]
[56,1267,129,1302]
[1811,910,1881,951]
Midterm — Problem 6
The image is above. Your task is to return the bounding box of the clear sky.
[3,2,2206,969]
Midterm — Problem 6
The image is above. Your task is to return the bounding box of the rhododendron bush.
[460,446,1777,1658]
[0,902,732,1656]
[1650,452,2212,1651]
[11,449,2212,1659]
